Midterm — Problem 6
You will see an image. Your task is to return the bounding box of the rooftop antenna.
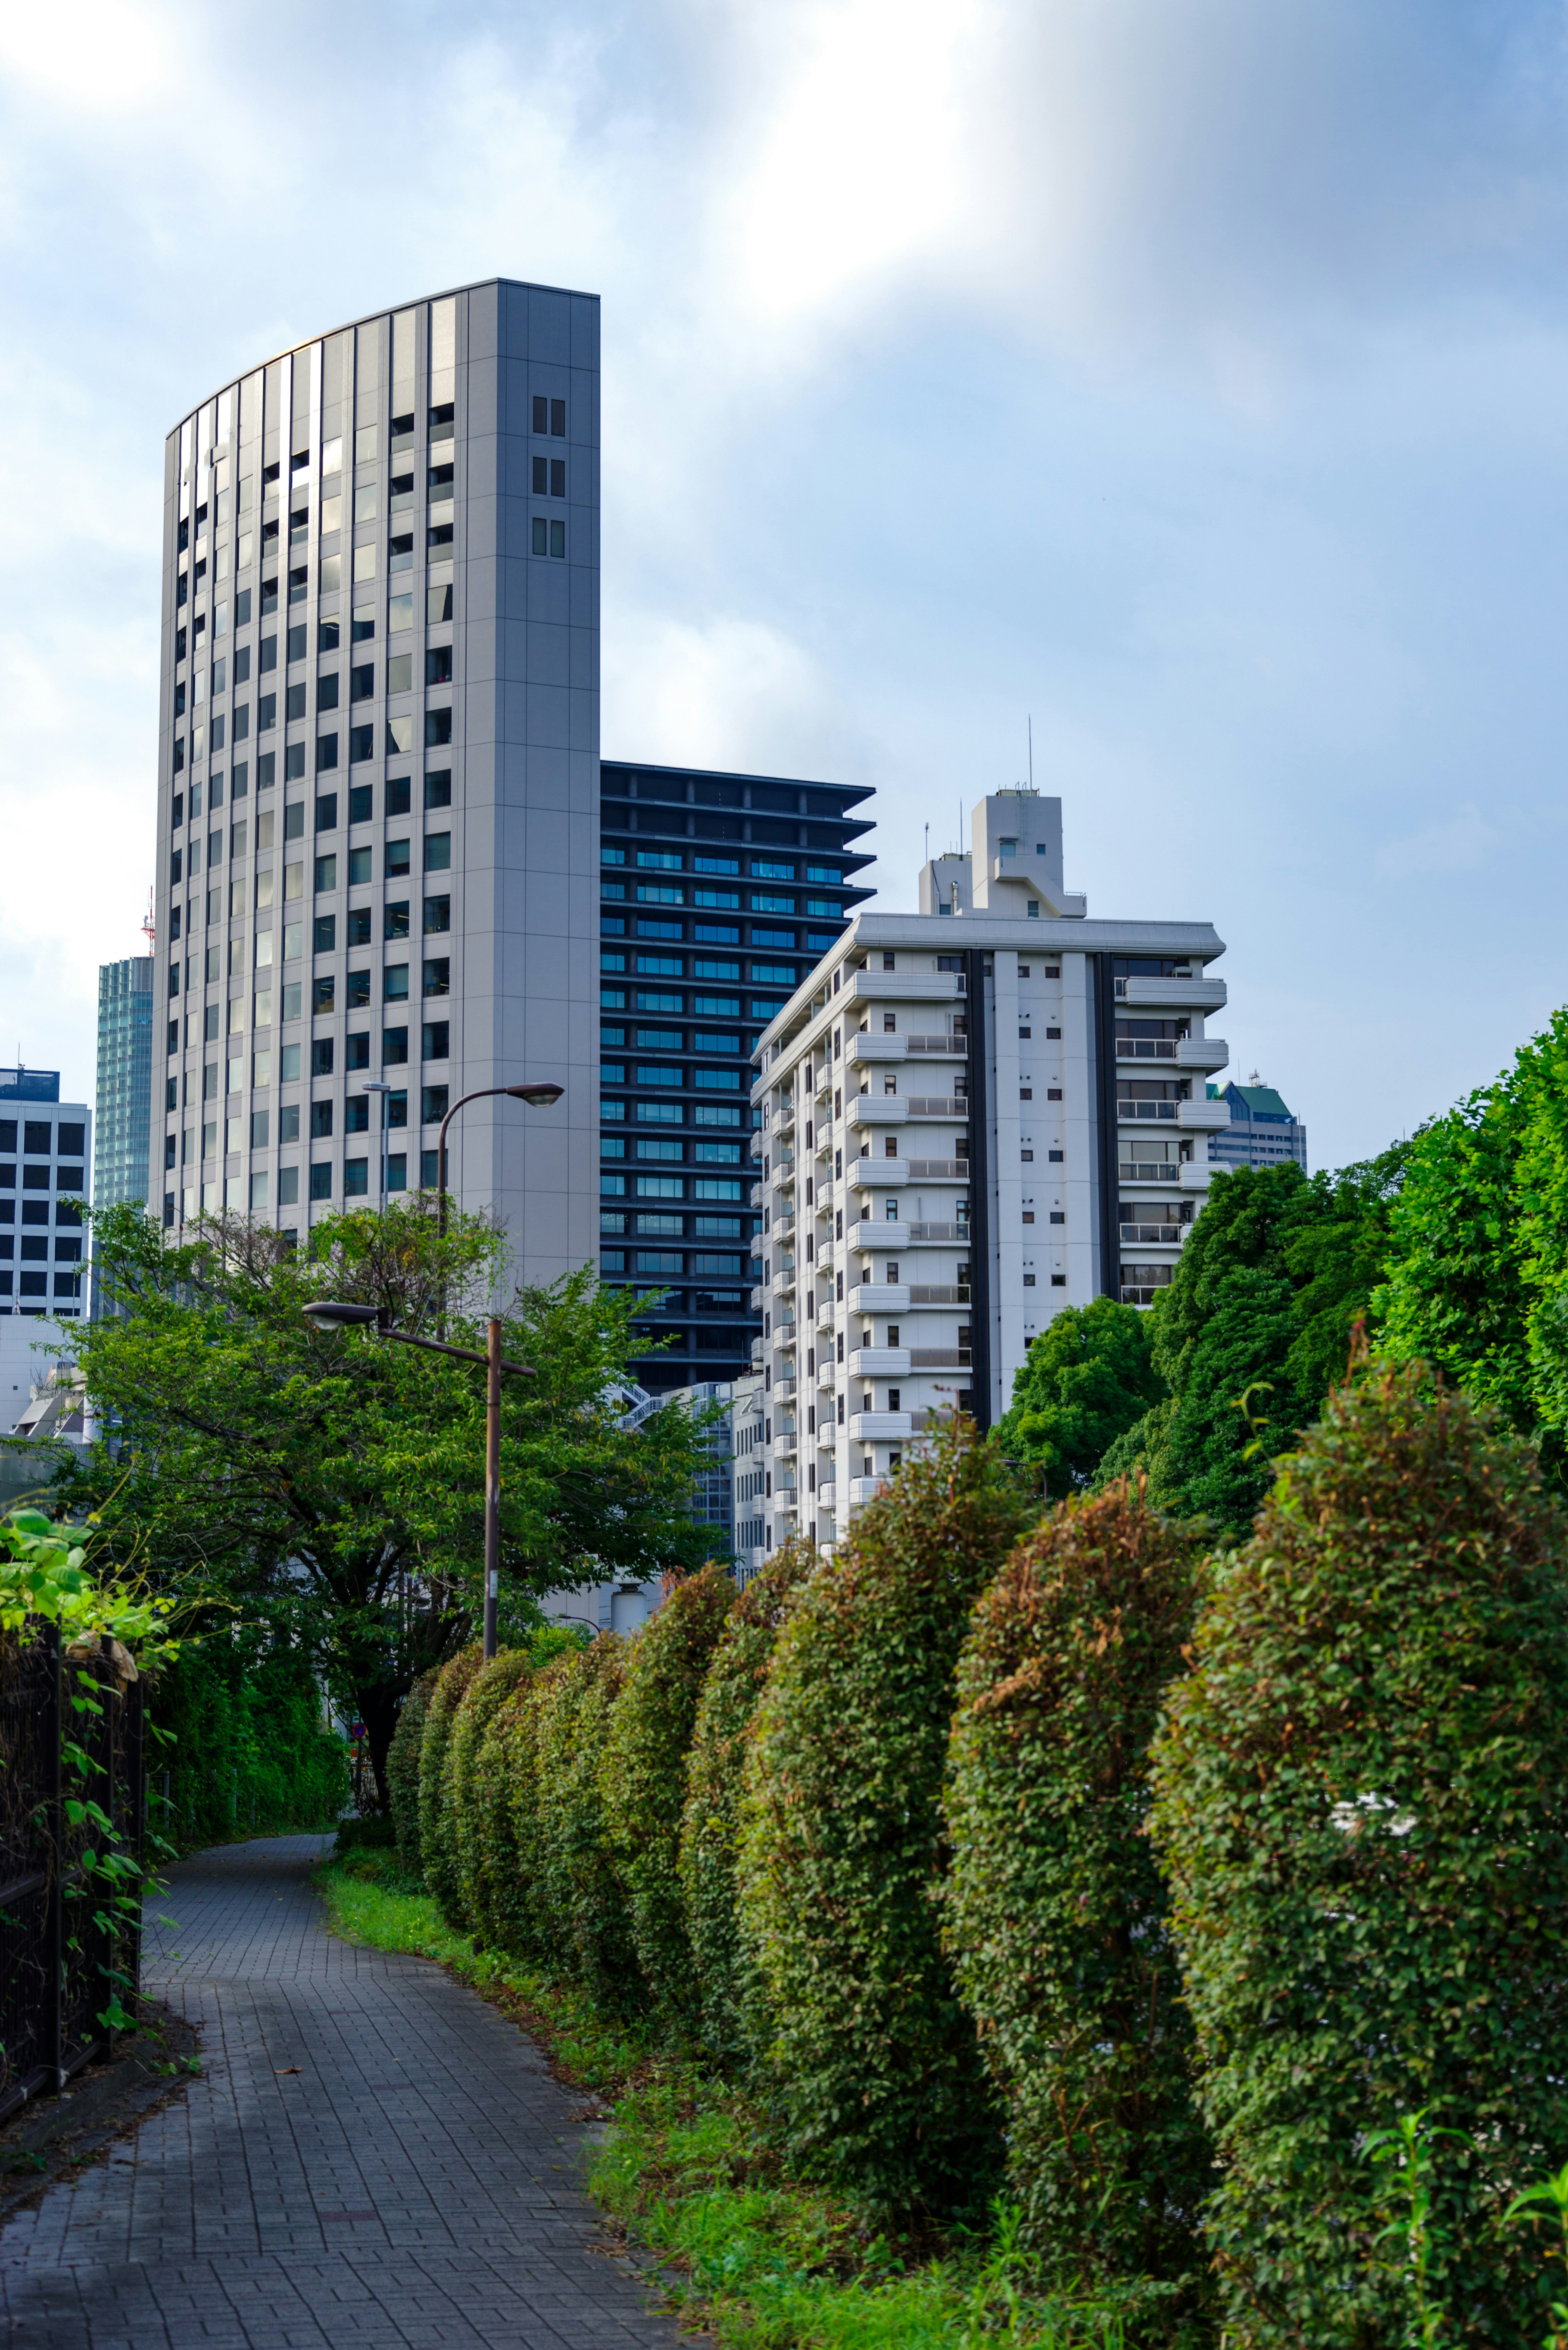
[924,822,929,867]
[1028,714,1033,791]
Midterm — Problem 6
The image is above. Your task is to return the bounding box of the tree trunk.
[355,1681,402,1816]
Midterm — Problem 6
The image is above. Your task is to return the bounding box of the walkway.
[0,1835,691,2348]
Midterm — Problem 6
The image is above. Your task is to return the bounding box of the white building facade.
[750,793,1227,1556]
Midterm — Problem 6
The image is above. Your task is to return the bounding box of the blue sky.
[3,0,1567,1166]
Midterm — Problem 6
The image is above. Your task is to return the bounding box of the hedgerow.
[386,1666,438,1879]
[943,1485,1212,2301]
[1149,1360,1568,2348]
[601,1564,737,2021]
[417,1644,481,1923]
[739,1418,1037,2214]
[449,1648,532,1932]
[677,1540,813,2063]
[535,1632,642,2013]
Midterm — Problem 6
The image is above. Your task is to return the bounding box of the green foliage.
[1281,1141,1409,1396]
[0,1508,180,1655]
[47,1201,715,1803]
[468,1623,587,1956]
[739,1418,1038,2216]
[600,1563,736,2022]
[385,1666,438,1880]
[678,1540,814,2065]
[448,1648,532,1933]
[1148,1360,1568,2348]
[995,1298,1165,1492]
[942,1486,1213,2295]
[148,1630,349,1855]
[1377,1075,1536,1437]
[535,1633,643,2014]
[417,1644,481,1922]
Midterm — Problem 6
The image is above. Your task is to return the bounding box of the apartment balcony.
[847,1476,887,1507]
[1177,1097,1232,1132]
[1119,976,1227,1013]
[775,1372,797,1399]
[1178,1036,1229,1073]
[748,1130,764,1159]
[845,1217,969,1251]
[817,1356,835,1389]
[1119,1222,1188,1245]
[846,1095,908,1128]
[905,1032,967,1056]
[1180,1159,1214,1190]
[1116,1038,1180,1061]
[816,1419,836,1449]
[844,1033,907,1067]
[750,1339,764,1367]
[904,1095,967,1117]
[816,1481,837,1508]
[772,1267,796,1298]
[847,1283,909,1313]
[816,1298,835,1332]
[748,1182,764,1208]
[749,1286,764,1311]
[849,1411,913,1441]
[773,1430,797,1461]
[841,970,962,1007]
[849,1347,910,1377]
[850,1156,909,1187]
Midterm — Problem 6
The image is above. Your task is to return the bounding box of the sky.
[2,0,1568,1167]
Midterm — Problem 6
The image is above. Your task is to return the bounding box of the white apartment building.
[750,792,1227,1556]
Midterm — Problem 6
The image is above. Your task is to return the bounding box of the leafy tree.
[943,1487,1213,2299]
[46,1199,713,1804]
[1282,1139,1410,1394]
[994,1296,1164,1491]
[1149,1361,1568,2349]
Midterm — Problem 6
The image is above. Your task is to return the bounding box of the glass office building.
[95,958,154,1215]
[598,761,873,1389]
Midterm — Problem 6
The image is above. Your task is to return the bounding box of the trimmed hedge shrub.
[386,1666,439,1880]
[1149,1361,1568,2349]
[739,1419,1037,2213]
[536,1633,641,2012]
[943,1485,1212,2292]
[602,1564,737,2020]
[678,1541,813,2062]
[449,1649,532,1932]
[417,1645,482,1923]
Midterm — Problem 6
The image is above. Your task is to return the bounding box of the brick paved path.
[0,1834,691,2348]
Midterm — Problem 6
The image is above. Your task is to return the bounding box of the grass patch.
[314,1850,1164,2348]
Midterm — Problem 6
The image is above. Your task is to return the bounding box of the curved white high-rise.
[152,277,601,1281]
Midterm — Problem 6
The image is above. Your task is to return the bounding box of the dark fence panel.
[0,1625,147,2121]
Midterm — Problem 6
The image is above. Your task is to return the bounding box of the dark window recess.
[385,902,411,940]
[312,975,336,1015]
[426,646,452,686]
[285,682,307,721]
[347,908,372,946]
[424,896,450,934]
[346,970,372,1009]
[351,664,374,701]
[345,1035,370,1072]
[424,771,452,809]
[422,1021,450,1061]
[421,1085,450,1124]
[315,792,338,831]
[423,958,450,996]
[310,1101,334,1138]
[313,916,336,954]
[383,1027,409,1065]
[349,783,373,823]
[311,1040,334,1077]
[345,1098,370,1134]
[531,455,548,494]
[317,672,339,709]
[387,778,412,816]
[425,709,451,747]
[350,724,374,763]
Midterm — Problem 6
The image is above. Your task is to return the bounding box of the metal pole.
[483,1316,501,1660]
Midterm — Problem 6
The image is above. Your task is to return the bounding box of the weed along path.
[0,1834,693,2350]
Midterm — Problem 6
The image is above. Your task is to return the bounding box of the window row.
[167,1145,445,1222]
[603,919,840,953]
[601,1027,748,1054]
[167,1023,456,1101]
[0,1200,82,1227]
[601,1137,746,1164]
[167,1083,454,1161]
[602,849,844,885]
[0,1270,80,1300]
[600,1175,748,1202]
[0,1162,86,1193]
[0,1120,85,1157]
[602,883,842,918]
[601,990,785,1021]
[602,952,800,989]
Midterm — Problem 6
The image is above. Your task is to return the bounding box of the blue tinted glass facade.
[599,762,873,1391]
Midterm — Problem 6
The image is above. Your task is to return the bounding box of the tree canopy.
[46,1199,716,1799]
[994,1295,1164,1492]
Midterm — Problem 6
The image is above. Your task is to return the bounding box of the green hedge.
[448,1650,532,1932]
[678,1541,813,2062]
[148,1631,349,1855]
[943,1486,1212,2294]
[417,1645,482,1920]
[739,1419,1037,2214]
[602,1564,736,2022]
[386,1665,438,1879]
[1149,1361,1568,2348]
[536,1633,641,2013]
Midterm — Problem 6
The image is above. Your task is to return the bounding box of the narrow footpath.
[0,1835,691,2349]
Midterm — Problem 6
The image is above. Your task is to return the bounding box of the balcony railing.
[1119,1161,1183,1183]
[904,1096,968,1116]
[1115,1039,1180,1060]
[1120,1224,1185,1244]
[905,1220,969,1242]
[906,1033,966,1052]
[908,1284,970,1305]
[906,1157,968,1179]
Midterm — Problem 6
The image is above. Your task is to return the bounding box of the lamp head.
[507,1082,564,1108]
[303,1300,379,1329]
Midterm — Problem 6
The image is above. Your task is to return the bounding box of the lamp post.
[435,1081,564,1239]
[365,1081,391,1207]
[301,1300,534,1661]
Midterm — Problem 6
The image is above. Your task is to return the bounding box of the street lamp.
[302,1299,534,1661]
[365,1081,392,1207]
[435,1082,564,1238]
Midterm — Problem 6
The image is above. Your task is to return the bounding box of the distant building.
[96,956,155,1218]
[730,1372,766,1581]
[0,1066,92,1435]
[1207,1079,1308,1173]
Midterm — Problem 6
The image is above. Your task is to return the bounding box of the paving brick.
[0,1835,692,2348]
